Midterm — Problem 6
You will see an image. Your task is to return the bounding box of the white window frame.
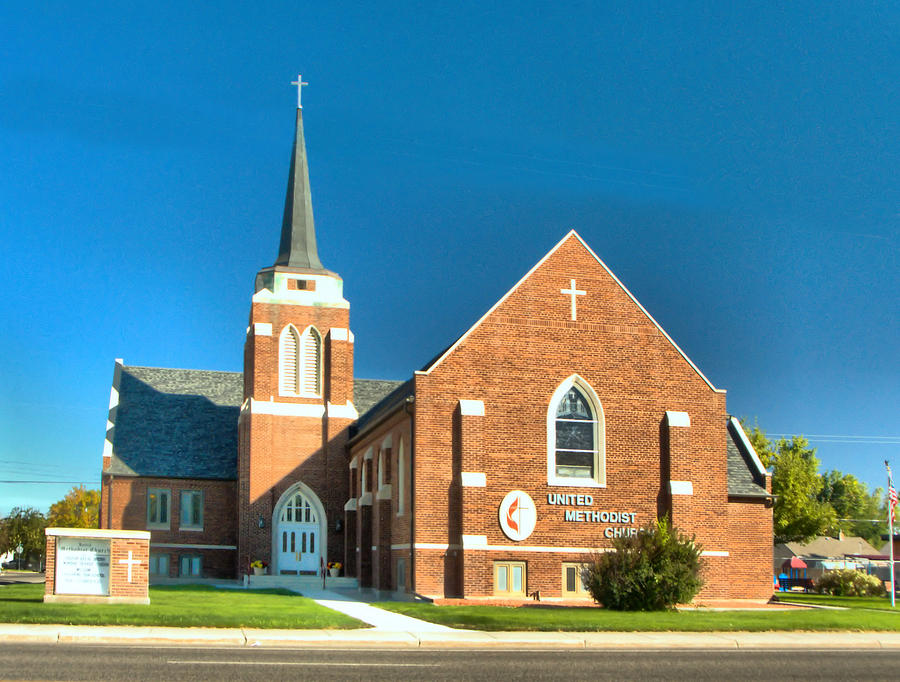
[149,553,170,577]
[179,554,202,577]
[494,560,527,597]
[147,488,171,529]
[547,375,606,487]
[179,489,203,531]
[396,438,406,516]
[561,562,591,598]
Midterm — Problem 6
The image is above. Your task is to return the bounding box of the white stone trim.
[327,401,359,419]
[344,498,357,511]
[419,230,722,393]
[729,417,767,477]
[459,399,485,416]
[358,492,373,506]
[461,472,487,487]
[46,527,150,540]
[462,534,488,547]
[701,550,730,557]
[376,484,392,501]
[330,327,349,341]
[252,271,349,308]
[417,542,610,554]
[390,543,411,550]
[670,480,694,496]
[150,543,237,550]
[249,399,325,418]
[103,359,123,461]
[253,322,273,336]
[414,543,458,550]
[666,411,691,428]
[349,456,359,470]
[363,447,374,461]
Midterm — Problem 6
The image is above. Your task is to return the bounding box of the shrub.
[582,518,703,610]
[815,569,885,597]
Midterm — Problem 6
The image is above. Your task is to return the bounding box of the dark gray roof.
[354,379,406,416]
[274,108,326,272]
[108,366,243,479]
[352,378,415,439]
[726,418,769,498]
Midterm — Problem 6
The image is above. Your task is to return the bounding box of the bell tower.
[237,81,356,575]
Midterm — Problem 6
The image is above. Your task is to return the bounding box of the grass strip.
[0,584,366,629]
[772,593,900,612]
[374,601,900,632]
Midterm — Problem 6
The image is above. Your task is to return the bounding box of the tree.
[1,507,47,567]
[741,420,835,543]
[818,470,887,546]
[582,518,703,610]
[47,486,100,529]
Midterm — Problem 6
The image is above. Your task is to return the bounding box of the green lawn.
[772,592,900,612]
[374,601,900,632]
[0,584,366,629]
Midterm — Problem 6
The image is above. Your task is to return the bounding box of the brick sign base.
[44,528,150,605]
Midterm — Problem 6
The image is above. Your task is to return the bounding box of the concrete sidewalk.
[1,623,899,649]
[300,587,455,632]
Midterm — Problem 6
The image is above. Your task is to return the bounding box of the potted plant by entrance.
[327,561,341,577]
[250,560,268,576]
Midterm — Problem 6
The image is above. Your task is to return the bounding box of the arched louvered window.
[279,325,321,396]
[299,326,322,396]
[279,325,300,395]
[547,376,605,486]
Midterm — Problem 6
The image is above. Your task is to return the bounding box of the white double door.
[277,521,319,574]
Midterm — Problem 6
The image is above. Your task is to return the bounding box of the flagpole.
[887,461,896,608]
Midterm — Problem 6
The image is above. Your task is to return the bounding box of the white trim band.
[253,322,273,336]
[46,528,150,540]
[249,399,325,418]
[670,480,694,496]
[459,399,485,416]
[150,543,237,550]
[327,401,359,419]
[461,472,487,487]
[666,411,691,428]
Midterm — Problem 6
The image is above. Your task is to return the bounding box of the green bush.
[582,518,703,611]
[815,569,885,597]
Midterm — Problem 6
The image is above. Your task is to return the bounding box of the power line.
[0,480,99,484]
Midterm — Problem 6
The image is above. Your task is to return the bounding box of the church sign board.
[44,528,150,605]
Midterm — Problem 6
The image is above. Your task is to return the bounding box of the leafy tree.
[582,518,703,610]
[740,421,835,544]
[47,485,100,529]
[770,436,836,543]
[1,507,47,567]
[818,470,887,546]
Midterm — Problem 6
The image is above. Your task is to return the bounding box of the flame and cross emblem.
[498,490,537,541]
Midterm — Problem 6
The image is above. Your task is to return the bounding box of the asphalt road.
[1,644,898,681]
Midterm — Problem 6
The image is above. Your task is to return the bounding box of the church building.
[99,95,774,601]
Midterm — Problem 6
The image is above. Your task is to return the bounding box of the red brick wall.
[99,475,236,578]
[405,235,757,599]
[237,282,353,574]
[726,497,775,598]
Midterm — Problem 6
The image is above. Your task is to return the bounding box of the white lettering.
[575,511,584,522]
[604,527,614,538]
[565,510,577,521]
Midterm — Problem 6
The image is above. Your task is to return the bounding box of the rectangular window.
[493,561,526,597]
[147,489,170,528]
[179,554,202,577]
[179,490,203,530]
[149,553,170,577]
[396,558,406,591]
[562,563,590,598]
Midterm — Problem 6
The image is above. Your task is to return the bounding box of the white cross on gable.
[560,279,586,321]
[291,74,308,109]
[118,550,141,583]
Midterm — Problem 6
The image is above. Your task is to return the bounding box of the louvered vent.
[300,327,321,395]
[279,325,300,395]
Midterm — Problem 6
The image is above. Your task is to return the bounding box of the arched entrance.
[271,483,326,575]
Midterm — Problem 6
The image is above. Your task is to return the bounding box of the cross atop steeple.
[291,74,308,109]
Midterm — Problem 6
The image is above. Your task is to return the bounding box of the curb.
[2,625,900,649]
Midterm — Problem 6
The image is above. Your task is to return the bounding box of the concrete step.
[247,574,358,591]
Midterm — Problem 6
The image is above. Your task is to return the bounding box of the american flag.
[890,479,898,524]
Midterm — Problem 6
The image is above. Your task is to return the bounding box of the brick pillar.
[457,399,485,598]
[664,411,693,527]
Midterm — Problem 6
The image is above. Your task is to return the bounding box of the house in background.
[775,535,881,585]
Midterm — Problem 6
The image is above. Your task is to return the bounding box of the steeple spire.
[274,80,325,272]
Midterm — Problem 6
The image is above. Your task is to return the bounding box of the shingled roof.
[106,365,404,480]
[107,366,243,479]
[726,416,770,498]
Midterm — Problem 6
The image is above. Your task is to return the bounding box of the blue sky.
[1,2,898,517]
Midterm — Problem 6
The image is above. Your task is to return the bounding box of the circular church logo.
[498,490,537,541]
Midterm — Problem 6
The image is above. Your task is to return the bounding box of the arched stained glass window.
[554,386,597,479]
[279,493,318,524]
